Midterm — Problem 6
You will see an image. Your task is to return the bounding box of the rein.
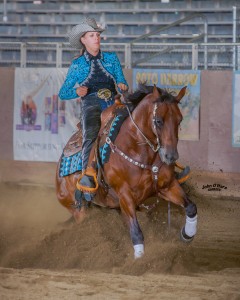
[126,104,160,152]
[106,101,165,188]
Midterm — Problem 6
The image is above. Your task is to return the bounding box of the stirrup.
[76,167,99,196]
[175,162,190,184]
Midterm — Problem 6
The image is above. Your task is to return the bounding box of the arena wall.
[0,68,239,185]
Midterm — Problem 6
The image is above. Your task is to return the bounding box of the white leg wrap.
[133,244,144,259]
[185,215,198,237]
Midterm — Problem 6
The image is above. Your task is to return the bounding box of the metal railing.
[130,13,208,69]
[0,41,239,70]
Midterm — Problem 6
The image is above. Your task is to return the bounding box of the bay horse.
[56,84,198,259]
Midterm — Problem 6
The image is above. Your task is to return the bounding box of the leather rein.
[105,103,164,186]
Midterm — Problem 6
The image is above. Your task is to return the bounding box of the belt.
[97,88,112,100]
[85,88,113,101]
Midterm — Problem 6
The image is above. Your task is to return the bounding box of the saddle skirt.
[59,103,129,177]
[99,105,129,165]
[63,122,82,157]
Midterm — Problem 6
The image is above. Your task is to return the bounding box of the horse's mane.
[123,83,176,109]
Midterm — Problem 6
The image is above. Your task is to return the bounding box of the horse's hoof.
[133,244,144,259]
[180,227,194,243]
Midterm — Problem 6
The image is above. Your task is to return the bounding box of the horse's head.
[151,85,187,165]
[123,84,186,165]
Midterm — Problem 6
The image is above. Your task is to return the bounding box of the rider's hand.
[117,83,128,92]
[76,86,88,97]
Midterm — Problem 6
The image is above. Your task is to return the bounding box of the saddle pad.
[59,106,129,176]
[59,151,83,177]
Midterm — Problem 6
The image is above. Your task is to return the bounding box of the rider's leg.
[81,97,101,172]
[76,95,101,198]
[76,95,116,201]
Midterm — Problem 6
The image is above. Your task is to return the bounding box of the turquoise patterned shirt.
[58,51,128,100]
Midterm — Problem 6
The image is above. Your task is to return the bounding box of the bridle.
[125,104,161,153]
[106,102,164,183]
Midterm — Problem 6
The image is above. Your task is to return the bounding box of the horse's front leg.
[119,191,144,259]
[159,179,198,242]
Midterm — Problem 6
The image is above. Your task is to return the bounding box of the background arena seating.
[0,0,239,69]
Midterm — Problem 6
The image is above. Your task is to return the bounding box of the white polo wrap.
[133,244,144,259]
[185,215,198,237]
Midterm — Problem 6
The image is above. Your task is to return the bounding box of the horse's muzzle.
[159,148,179,165]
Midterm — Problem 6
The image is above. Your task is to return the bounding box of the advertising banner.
[233,71,240,147]
[133,69,201,141]
[14,68,81,161]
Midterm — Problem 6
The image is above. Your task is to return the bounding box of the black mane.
[123,83,176,108]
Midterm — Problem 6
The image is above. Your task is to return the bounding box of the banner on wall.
[14,68,81,162]
[133,69,201,141]
[233,71,240,147]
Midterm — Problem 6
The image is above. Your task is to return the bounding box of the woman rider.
[59,18,128,201]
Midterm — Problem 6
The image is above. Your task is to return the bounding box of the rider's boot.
[175,161,190,184]
[76,166,98,202]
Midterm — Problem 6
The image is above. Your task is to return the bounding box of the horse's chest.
[157,169,175,189]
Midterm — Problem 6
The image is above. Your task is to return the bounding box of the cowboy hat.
[68,17,105,49]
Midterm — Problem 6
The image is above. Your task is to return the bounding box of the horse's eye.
[155,118,163,127]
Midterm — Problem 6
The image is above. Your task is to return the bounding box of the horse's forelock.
[125,84,177,107]
[124,86,148,106]
[154,89,177,104]
[124,83,154,105]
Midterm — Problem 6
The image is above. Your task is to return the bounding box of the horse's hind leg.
[119,193,144,259]
[159,179,198,242]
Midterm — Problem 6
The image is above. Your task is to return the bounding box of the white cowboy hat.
[68,17,105,49]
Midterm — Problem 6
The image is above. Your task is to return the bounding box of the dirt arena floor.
[0,171,240,300]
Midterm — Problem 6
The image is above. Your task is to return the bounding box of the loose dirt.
[0,177,239,299]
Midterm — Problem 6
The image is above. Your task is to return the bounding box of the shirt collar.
[84,50,102,62]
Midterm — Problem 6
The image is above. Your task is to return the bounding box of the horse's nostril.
[165,152,179,163]
[166,153,173,160]
[165,154,173,163]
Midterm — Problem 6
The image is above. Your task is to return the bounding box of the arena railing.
[0,41,239,70]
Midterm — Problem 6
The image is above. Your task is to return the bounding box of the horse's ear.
[152,84,161,99]
[176,86,187,103]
